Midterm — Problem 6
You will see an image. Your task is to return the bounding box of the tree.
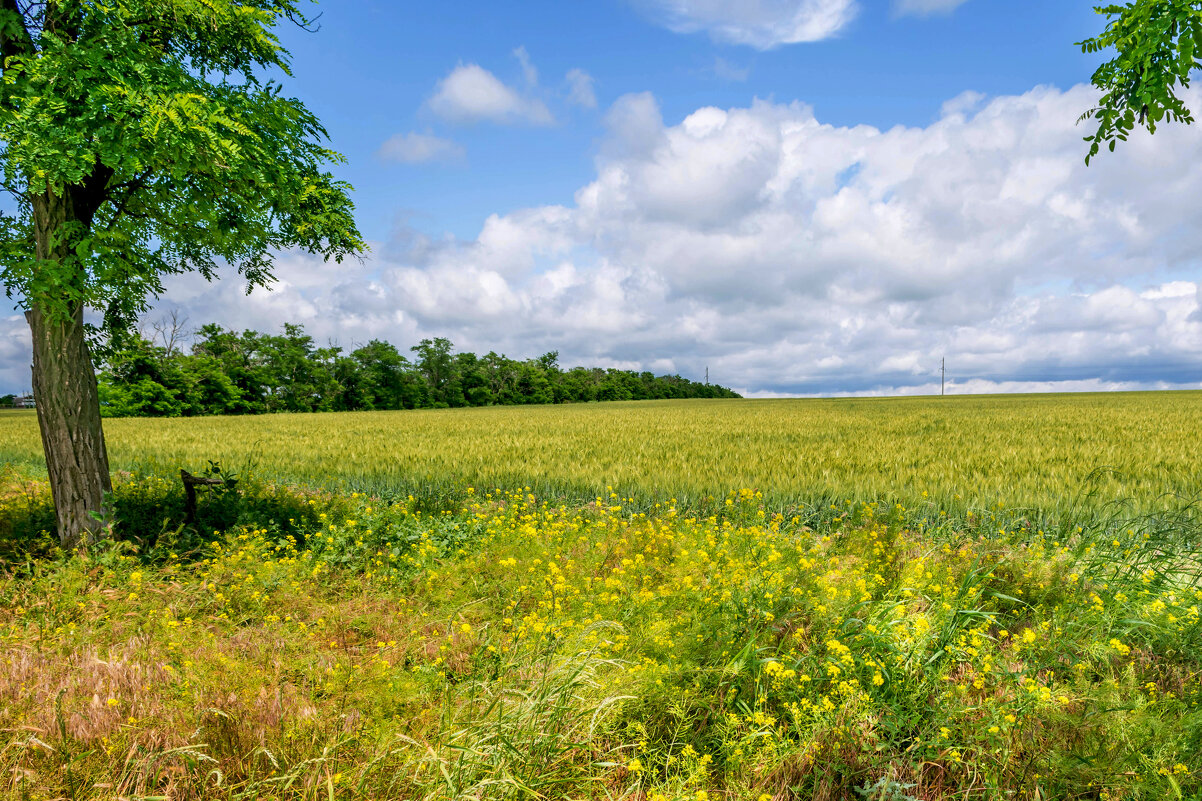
[455,351,493,406]
[1079,1,1202,162]
[193,324,271,414]
[0,1,363,548]
[258,323,313,412]
[180,354,243,417]
[411,337,461,407]
[352,339,413,409]
[96,330,184,417]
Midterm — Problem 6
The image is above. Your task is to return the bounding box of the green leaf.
[0,0,365,332]
[1078,0,1202,163]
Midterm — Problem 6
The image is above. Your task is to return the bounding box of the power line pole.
[941,357,945,396]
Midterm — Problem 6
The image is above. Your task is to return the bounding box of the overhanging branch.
[0,0,35,62]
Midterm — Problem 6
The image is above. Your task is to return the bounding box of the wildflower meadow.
[1,396,1201,799]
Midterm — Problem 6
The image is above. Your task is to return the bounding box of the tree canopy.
[0,0,363,336]
[1079,0,1202,162]
[95,322,741,416]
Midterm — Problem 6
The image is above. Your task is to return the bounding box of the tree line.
[94,322,739,417]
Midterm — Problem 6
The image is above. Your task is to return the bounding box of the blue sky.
[3,0,1201,397]
[276,0,1104,242]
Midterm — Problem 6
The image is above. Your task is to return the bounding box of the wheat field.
[2,391,1200,514]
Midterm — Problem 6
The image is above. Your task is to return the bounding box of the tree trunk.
[27,303,112,551]
[27,183,112,552]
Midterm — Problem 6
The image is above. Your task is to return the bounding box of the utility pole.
[705,366,709,385]
[941,358,945,396]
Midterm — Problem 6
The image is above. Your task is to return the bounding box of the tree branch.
[285,9,323,33]
[104,169,153,196]
[43,0,81,43]
[0,0,35,62]
[101,173,152,232]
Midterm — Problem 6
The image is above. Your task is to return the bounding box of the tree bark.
[27,303,112,551]
[27,186,112,551]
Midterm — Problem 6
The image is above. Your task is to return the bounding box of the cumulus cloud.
[427,63,553,125]
[566,68,598,108]
[940,89,985,118]
[376,131,465,164]
[893,0,971,16]
[635,0,859,49]
[600,92,666,159]
[10,84,1202,398]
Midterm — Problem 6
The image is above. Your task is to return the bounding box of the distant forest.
[93,322,739,417]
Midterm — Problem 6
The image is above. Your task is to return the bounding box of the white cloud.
[600,92,665,159]
[427,63,553,125]
[400,84,1202,394]
[940,89,985,118]
[513,45,538,86]
[12,84,1202,398]
[0,314,31,395]
[893,0,971,16]
[566,68,597,109]
[636,0,859,49]
[377,132,464,164]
